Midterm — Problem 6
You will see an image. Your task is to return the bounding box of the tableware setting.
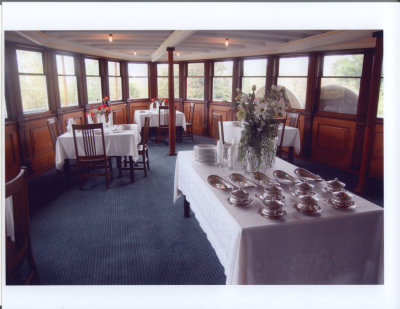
[256,194,287,219]
[194,144,217,164]
[251,172,279,187]
[229,173,257,189]
[289,181,316,197]
[273,170,298,186]
[293,194,322,215]
[294,168,324,183]
[328,190,356,209]
[207,175,234,191]
[227,189,253,208]
[322,178,346,194]
[260,184,285,201]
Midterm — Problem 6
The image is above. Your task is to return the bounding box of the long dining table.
[173,150,383,285]
[55,124,141,182]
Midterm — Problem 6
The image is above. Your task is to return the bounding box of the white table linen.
[173,150,383,285]
[134,110,186,132]
[55,124,141,170]
[222,121,301,154]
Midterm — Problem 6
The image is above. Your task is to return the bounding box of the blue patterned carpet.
[27,135,383,285]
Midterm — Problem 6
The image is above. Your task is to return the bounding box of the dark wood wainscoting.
[208,103,231,138]
[5,122,21,182]
[23,117,57,177]
[109,103,127,124]
[311,117,357,170]
[369,123,383,179]
[128,100,149,123]
[184,101,205,136]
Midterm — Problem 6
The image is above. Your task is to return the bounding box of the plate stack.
[194,144,217,164]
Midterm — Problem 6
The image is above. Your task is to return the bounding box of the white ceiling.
[5,30,376,62]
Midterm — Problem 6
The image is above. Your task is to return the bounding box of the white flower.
[236,88,241,93]
[254,102,268,117]
[252,85,257,91]
[271,85,277,90]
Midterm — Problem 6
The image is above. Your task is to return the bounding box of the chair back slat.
[286,112,299,128]
[72,123,106,159]
[274,117,286,152]
[212,113,221,144]
[188,103,195,124]
[159,106,169,129]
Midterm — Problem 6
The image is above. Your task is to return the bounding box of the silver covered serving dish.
[290,181,316,197]
[294,194,322,215]
[328,190,356,209]
[322,178,346,194]
[256,194,287,219]
[227,189,253,207]
[260,184,285,201]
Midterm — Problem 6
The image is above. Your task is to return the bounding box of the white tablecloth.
[222,121,301,154]
[55,124,141,170]
[134,110,186,132]
[173,150,383,285]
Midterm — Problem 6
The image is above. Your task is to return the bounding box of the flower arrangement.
[151,97,168,108]
[102,96,109,106]
[232,85,290,171]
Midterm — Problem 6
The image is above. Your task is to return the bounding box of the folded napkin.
[228,137,239,170]
[216,139,223,166]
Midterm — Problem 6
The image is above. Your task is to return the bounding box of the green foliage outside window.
[213,61,233,102]
[187,63,204,100]
[157,64,179,98]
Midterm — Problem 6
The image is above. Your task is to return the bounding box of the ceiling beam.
[151,30,196,62]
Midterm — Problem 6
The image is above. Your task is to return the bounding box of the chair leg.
[129,156,134,183]
[109,157,113,180]
[117,157,122,177]
[142,152,147,177]
[105,161,109,189]
[146,148,150,170]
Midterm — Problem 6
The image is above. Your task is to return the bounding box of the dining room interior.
[2,3,396,303]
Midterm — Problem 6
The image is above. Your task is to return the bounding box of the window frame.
[84,57,103,105]
[55,53,80,108]
[156,63,180,99]
[127,62,149,100]
[16,48,50,115]
[107,60,123,102]
[277,55,309,110]
[186,62,205,101]
[212,60,234,103]
[241,57,268,96]
[316,52,365,117]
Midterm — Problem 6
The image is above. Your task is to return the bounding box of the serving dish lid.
[298,194,319,208]
[326,178,345,190]
[294,182,314,192]
[332,190,353,201]
[256,194,284,209]
[230,189,250,200]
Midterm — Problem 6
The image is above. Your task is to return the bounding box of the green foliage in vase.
[234,85,290,170]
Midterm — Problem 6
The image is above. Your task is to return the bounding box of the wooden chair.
[157,105,169,143]
[286,111,299,128]
[212,113,228,145]
[72,123,112,189]
[6,167,41,285]
[47,117,61,150]
[181,103,195,142]
[275,117,287,160]
[134,116,150,176]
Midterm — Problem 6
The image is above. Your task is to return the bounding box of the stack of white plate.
[194,144,217,164]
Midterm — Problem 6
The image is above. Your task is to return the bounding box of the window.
[187,63,204,100]
[85,58,102,104]
[319,54,364,115]
[56,55,78,107]
[16,49,49,113]
[213,61,233,102]
[108,61,122,101]
[128,63,149,99]
[157,63,179,98]
[277,57,308,109]
[242,59,267,95]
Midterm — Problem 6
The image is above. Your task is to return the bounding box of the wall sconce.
[225,38,229,47]
[109,34,113,43]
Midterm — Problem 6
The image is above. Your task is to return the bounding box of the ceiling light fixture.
[109,34,113,43]
[177,52,180,56]
[134,51,137,56]
[225,38,229,47]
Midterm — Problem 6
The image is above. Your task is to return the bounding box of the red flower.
[165,98,168,103]
[90,112,94,116]
[151,98,155,102]
[103,96,109,101]
[103,104,107,108]
[97,106,101,111]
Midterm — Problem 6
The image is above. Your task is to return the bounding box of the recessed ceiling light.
[225,38,229,47]
[109,34,113,43]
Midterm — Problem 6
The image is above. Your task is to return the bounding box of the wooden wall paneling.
[208,103,230,138]
[184,101,205,136]
[24,117,56,177]
[129,101,150,123]
[110,103,127,124]
[369,123,383,179]
[311,117,357,169]
[5,122,22,182]
[60,110,85,133]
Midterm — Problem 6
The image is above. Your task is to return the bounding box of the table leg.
[63,159,71,183]
[184,196,190,218]
[129,156,134,183]
[288,146,294,163]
